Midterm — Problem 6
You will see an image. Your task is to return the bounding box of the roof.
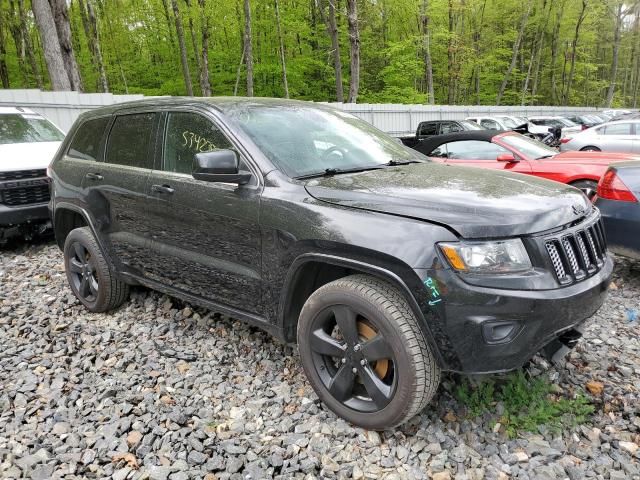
[78,96,331,120]
[414,130,504,154]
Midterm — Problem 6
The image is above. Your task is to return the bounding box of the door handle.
[85,172,103,180]
[151,184,175,194]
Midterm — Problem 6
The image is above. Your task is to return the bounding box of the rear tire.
[570,180,598,200]
[297,274,440,430]
[64,227,129,313]
[580,146,601,152]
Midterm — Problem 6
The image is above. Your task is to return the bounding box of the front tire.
[580,146,601,152]
[64,227,129,312]
[297,274,440,429]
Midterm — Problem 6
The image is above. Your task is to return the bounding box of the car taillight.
[581,125,588,130]
[597,169,638,202]
[561,137,571,144]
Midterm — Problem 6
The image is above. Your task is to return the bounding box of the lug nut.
[352,367,358,374]
[353,344,361,352]
[341,358,346,364]
[360,359,366,366]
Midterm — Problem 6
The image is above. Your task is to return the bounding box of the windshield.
[460,120,484,130]
[500,133,558,159]
[0,114,64,145]
[557,117,578,127]
[225,104,426,177]
[496,116,518,128]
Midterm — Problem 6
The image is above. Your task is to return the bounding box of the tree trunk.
[87,0,108,92]
[243,0,253,96]
[346,0,359,102]
[447,0,455,104]
[32,0,71,90]
[7,0,28,84]
[184,0,200,73]
[319,0,344,102]
[161,0,176,47]
[0,6,10,89]
[530,0,551,104]
[605,3,624,107]
[496,3,531,105]
[549,0,565,105]
[50,0,83,91]
[420,0,435,104]
[18,0,43,88]
[274,0,289,98]
[234,44,245,96]
[562,0,587,105]
[171,0,193,95]
[198,0,211,96]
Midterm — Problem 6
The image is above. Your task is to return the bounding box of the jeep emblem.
[572,204,586,216]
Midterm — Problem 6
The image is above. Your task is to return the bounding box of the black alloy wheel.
[309,304,396,413]
[68,241,99,303]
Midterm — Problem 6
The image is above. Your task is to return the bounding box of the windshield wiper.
[295,165,387,180]
[385,159,422,166]
[536,154,555,160]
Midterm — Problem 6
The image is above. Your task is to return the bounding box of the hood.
[552,150,640,166]
[0,141,61,171]
[305,162,592,238]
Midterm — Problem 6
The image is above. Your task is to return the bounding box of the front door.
[145,110,263,314]
[597,123,636,153]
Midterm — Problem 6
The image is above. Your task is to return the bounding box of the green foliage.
[455,371,595,438]
[0,0,638,106]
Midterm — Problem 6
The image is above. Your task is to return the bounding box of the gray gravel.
[0,240,639,480]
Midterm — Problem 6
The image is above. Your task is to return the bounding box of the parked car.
[603,109,632,118]
[399,120,483,148]
[528,116,582,138]
[466,116,519,130]
[0,107,64,244]
[594,161,640,259]
[409,130,638,199]
[560,120,640,153]
[566,115,602,130]
[49,98,612,429]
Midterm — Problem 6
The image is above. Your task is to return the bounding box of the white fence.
[0,89,601,135]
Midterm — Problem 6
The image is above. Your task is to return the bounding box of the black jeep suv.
[49,98,612,429]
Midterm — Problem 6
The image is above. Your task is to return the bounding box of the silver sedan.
[560,120,640,153]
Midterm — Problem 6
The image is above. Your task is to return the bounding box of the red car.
[411,130,639,199]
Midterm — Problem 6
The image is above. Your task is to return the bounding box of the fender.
[279,252,446,368]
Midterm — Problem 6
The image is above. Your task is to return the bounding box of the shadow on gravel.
[0,232,55,254]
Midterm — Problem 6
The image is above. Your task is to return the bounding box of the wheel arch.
[53,203,104,254]
[278,253,445,368]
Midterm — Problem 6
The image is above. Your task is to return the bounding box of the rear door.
[144,109,263,314]
[599,123,635,152]
[437,140,532,173]
[92,111,159,277]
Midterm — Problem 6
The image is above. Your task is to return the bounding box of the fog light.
[482,321,520,344]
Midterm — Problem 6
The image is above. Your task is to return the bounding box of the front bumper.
[0,202,50,227]
[414,255,613,374]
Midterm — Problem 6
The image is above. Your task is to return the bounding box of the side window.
[602,123,632,135]
[480,119,500,130]
[164,112,233,174]
[67,117,110,161]
[444,140,508,160]
[418,122,438,137]
[440,122,462,134]
[105,113,155,169]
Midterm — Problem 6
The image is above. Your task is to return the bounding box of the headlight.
[438,239,532,274]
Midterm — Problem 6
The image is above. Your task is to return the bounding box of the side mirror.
[193,149,252,185]
[497,153,518,163]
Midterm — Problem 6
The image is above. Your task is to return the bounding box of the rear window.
[0,113,64,145]
[602,123,633,135]
[105,113,156,169]
[67,117,110,161]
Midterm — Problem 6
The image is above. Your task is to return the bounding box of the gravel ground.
[0,239,639,480]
